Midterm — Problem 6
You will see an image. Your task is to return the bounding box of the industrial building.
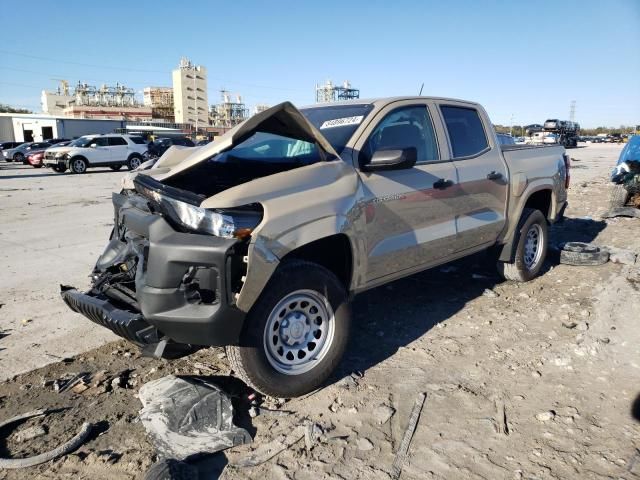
[315,80,360,103]
[172,58,208,128]
[40,80,152,121]
[143,87,175,122]
[0,113,125,142]
[210,90,249,128]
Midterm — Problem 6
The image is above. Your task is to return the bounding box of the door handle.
[433,178,454,189]
[486,171,503,180]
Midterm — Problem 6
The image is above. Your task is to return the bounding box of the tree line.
[0,104,33,114]
[494,124,638,136]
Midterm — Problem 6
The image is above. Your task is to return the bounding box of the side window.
[441,106,488,158]
[361,105,439,165]
[108,137,128,146]
[129,136,146,144]
[92,138,108,147]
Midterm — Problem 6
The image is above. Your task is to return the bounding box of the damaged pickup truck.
[62,97,569,397]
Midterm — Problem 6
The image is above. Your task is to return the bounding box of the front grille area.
[61,287,150,344]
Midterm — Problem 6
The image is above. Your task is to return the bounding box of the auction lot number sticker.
[320,116,364,129]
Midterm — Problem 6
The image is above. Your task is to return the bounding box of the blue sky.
[1,0,638,128]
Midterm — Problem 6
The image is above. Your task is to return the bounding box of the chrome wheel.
[71,159,86,173]
[523,224,543,270]
[263,289,335,375]
[129,157,141,170]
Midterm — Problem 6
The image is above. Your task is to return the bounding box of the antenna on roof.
[418,83,424,96]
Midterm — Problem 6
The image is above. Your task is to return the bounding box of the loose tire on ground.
[608,184,629,209]
[226,259,351,398]
[144,459,198,480]
[559,242,609,266]
[70,158,87,174]
[497,208,548,282]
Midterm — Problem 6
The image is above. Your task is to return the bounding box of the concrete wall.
[0,117,15,141]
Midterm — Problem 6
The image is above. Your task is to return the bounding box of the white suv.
[43,134,148,174]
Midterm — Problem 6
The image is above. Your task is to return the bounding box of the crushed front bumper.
[61,191,247,352]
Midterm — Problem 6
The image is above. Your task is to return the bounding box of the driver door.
[355,102,458,283]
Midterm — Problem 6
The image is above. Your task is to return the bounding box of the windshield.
[210,103,374,166]
[69,137,94,148]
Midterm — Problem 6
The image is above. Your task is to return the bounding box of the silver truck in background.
[61,97,569,397]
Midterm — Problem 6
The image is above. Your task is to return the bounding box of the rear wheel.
[497,208,548,282]
[70,158,87,174]
[127,155,142,171]
[227,260,351,398]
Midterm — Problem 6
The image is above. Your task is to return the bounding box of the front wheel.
[227,260,351,398]
[70,158,87,174]
[14,153,24,163]
[497,208,548,282]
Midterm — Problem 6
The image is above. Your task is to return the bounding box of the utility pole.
[569,100,576,122]
[509,114,514,136]
[193,69,198,140]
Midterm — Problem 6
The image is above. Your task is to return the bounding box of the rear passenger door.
[438,104,508,251]
[107,136,128,163]
[355,102,459,283]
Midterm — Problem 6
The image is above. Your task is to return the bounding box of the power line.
[0,50,308,93]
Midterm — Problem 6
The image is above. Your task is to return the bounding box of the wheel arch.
[498,187,554,263]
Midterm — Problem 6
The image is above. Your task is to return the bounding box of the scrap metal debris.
[391,392,426,480]
[0,409,92,469]
[138,375,251,460]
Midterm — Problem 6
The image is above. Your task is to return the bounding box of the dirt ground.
[1,144,639,480]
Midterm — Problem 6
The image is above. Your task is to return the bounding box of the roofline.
[301,96,481,109]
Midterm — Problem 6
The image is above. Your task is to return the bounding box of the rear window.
[129,136,146,144]
[441,106,489,158]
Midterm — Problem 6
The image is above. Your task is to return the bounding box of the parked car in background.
[61,98,570,397]
[497,133,516,145]
[25,142,66,168]
[47,138,71,145]
[2,142,53,163]
[146,137,195,159]
[43,134,148,173]
[196,139,210,146]
[0,141,23,157]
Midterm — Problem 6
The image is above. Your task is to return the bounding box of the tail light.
[563,153,570,188]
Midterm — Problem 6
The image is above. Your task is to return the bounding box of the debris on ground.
[143,458,199,480]
[0,409,92,469]
[232,425,305,468]
[13,425,47,443]
[138,375,251,460]
[391,392,426,479]
[560,242,610,266]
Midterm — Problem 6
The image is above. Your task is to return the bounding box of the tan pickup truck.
[61,97,569,397]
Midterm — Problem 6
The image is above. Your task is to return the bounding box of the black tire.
[497,208,548,282]
[14,153,24,163]
[127,155,142,171]
[559,242,609,266]
[52,165,67,173]
[110,165,123,171]
[143,459,198,480]
[33,164,43,168]
[69,157,88,174]
[226,259,351,398]
[608,184,629,209]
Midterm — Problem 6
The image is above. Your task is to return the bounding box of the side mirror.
[90,143,97,148]
[362,147,417,172]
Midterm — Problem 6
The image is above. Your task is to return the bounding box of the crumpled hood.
[153,101,340,182]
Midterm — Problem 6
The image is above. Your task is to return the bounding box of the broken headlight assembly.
[161,197,262,239]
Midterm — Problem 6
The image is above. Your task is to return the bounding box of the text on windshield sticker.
[320,116,364,129]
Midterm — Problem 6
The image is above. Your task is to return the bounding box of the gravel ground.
[0,143,639,480]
